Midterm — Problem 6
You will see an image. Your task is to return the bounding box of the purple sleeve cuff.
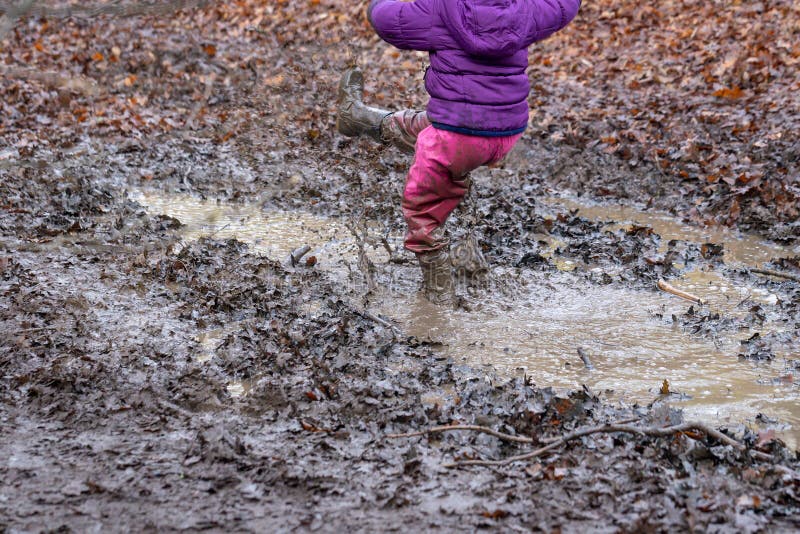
[367,0,388,28]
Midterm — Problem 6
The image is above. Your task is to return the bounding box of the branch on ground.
[388,421,774,467]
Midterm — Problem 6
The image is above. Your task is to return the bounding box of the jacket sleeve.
[524,0,581,44]
[367,0,438,51]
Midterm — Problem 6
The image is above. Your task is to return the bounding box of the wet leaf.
[736,495,762,509]
[756,429,777,449]
[713,87,744,99]
[525,463,544,479]
[545,465,568,481]
[481,510,509,519]
[700,243,724,258]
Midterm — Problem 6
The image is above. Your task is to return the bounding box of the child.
[337,0,581,304]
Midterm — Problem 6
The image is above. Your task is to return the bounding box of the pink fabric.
[401,125,522,253]
[383,110,431,142]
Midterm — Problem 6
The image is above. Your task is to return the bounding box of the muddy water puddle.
[134,189,799,448]
[545,197,800,267]
[131,190,342,261]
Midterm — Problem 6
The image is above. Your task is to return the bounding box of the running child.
[337,0,582,304]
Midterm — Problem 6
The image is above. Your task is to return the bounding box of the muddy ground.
[3,2,800,532]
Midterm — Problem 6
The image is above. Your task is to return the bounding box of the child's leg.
[402,128,520,253]
[337,67,429,153]
[381,110,430,153]
[403,128,521,303]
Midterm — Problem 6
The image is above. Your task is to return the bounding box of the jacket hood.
[440,0,530,58]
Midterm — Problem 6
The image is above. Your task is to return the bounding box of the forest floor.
[1,1,800,531]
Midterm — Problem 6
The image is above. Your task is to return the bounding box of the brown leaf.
[736,495,761,509]
[481,510,509,519]
[545,465,568,480]
[756,429,776,449]
[713,86,744,99]
[728,198,741,222]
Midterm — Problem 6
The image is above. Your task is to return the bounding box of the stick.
[388,417,644,444]
[751,268,800,283]
[657,279,704,305]
[288,244,311,266]
[387,424,535,444]
[440,422,771,467]
[350,306,401,338]
[12,326,55,334]
[577,347,595,370]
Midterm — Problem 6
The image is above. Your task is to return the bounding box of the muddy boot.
[451,234,489,285]
[417,248,455,305]
[337,67,391,143]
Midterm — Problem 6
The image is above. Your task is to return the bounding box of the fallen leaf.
[481,510,509,519]
[736,495,761,509]
[713,87,744,99]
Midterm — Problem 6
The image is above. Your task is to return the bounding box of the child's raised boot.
[416,248,455,305]
[336,67,391,143]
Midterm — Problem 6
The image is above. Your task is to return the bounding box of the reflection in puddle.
[134,188,799,449]
[132,190,342,261]
[227,381,251,398]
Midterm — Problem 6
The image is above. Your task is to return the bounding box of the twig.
[247,26,272,37]
[439,422,771,467]
[751,268,800,283]
[387,424,535,444]
[12,326,55,334]
[380,235,394,259]
[657,279,704,305]
[345,213,376,292]
[207,222,230,238]
[577,347,595,370]
[348,304,401,338]
[288,244,311,266]
[387,416,645,445]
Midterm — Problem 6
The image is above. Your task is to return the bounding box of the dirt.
[2,2,800,532]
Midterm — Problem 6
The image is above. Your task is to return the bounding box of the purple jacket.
[368,0,581,136]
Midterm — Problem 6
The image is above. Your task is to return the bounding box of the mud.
[2,129,799,531]
[2,11,800,533]
[135,188,800,451]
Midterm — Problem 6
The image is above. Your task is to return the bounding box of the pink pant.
[385,111,522,253]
